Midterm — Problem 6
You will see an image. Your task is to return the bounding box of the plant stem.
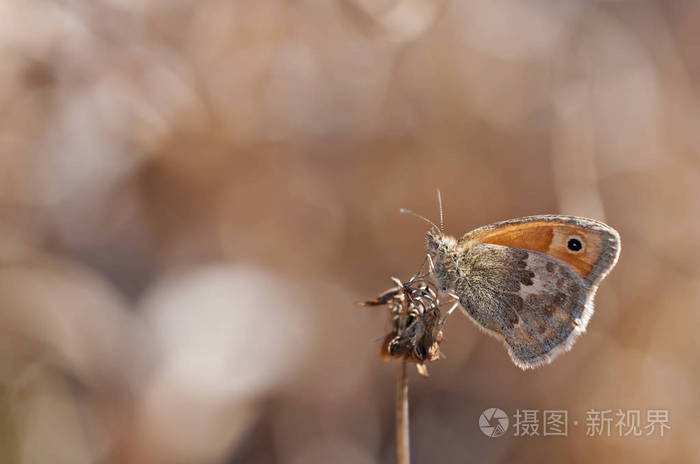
[396,358,410,464]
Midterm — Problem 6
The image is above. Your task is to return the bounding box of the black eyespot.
[432,241,439,250]
[567,238,583,251]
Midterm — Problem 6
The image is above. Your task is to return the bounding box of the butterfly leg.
[426,254,435,274]
[441,291,460,316]
[446,301,460,316]
[408,254,433,282]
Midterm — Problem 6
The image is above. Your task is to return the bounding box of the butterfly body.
[426,215,620,369]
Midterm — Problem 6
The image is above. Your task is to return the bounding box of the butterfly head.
[401,190,458,292]
[426,228,458,292]
[426,227,452,256]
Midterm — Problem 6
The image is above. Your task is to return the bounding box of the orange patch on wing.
[470,222,603,278]
[476,222,554,252]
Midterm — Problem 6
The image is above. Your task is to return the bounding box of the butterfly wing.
[460,215,620,287]
[454,243,595,369]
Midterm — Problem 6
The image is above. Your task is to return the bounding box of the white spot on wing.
[517,252,554,299]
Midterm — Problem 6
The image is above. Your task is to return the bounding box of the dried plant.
[361,271,452,464]
[361,275,447,375]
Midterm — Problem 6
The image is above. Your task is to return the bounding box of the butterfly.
[402,192,621,369]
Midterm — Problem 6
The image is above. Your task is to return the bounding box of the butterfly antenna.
[399,208,440,233]
[436,189,445,235]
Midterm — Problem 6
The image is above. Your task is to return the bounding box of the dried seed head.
[360,274,446,375]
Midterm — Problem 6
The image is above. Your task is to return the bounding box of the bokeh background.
[1,1,698,463]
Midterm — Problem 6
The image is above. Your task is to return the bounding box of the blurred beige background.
[0,1,698,463]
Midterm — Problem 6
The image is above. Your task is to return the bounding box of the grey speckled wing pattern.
[456,244,590,369]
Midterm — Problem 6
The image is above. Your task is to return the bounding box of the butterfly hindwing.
[454,243,591,368]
